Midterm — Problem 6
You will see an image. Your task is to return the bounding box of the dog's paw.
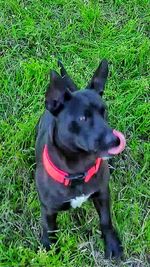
[104,232,123,259]
[40,236,51,251]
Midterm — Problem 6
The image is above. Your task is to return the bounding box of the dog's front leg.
[92,188,123,259]
[40,206,58,251]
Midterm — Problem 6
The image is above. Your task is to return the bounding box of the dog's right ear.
[45,70,71,115]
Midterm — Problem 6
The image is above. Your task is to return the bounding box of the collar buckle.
[67,172,87,180]
[66,172,87,186]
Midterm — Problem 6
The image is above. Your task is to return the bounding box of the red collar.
[42,144,102,186]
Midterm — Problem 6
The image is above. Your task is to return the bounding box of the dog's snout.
[104,132,120,148]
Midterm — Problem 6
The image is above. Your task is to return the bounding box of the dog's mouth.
[108,129,126,155]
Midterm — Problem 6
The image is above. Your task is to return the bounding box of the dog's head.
[45,60,125,158]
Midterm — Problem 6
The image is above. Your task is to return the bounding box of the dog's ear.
[58,60,77,92]
[86,59,108,96]
[45,70,71,115]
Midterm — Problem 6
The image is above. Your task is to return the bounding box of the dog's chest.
[70,194,90,208]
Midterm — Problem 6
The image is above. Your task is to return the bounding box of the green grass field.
[0,0,150,266]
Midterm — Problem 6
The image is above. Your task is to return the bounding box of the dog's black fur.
[35,60,123,259]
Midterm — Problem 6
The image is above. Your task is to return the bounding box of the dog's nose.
[104,131,120,148]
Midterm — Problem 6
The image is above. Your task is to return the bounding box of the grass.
[0,0,150,266]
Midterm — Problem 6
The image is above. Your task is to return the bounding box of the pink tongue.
[108,129,126,155]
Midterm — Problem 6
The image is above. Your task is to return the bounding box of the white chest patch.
[70,194,90,209]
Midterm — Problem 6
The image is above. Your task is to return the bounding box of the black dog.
[35,60,126,259]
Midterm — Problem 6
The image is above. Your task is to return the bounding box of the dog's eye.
[79,116,86,121]
[84,108,92,118]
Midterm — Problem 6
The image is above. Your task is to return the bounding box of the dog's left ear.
[86,59,109,96]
